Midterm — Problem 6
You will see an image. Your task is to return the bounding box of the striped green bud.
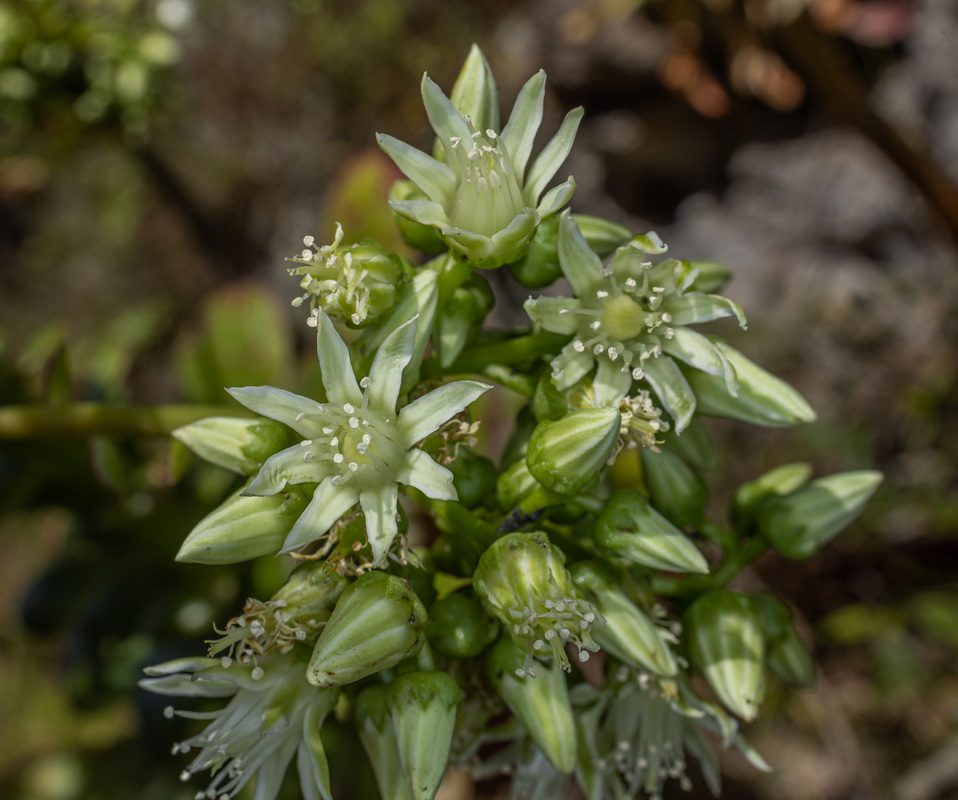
[684,590,765,721]
[640,446,709,528]
[306,571,427,688]
[173,416,291,475]
[474,532,599,674]
[389,671,462,800]
[175,484,310,564]
[487,636,576,773]
[593,488,709,574]
[570,561,677,676]
[757,470,883,560]
[732,462,813,530]
[525,407,620,495]
[356,685,416,800]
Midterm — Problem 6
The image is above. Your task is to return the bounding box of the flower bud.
[749,593,814,688]
[487,636,576,773]
[389,671,462,800]
[448,450,499,510]
[173,416,292,475]
[175,485,310,564]
[640,447,709,528]
[570,561,677,677]
[437,274,495,366]
[307,571,427,688]
[683,342,817,427]
[356,685,416,800]
[593,488,709,574]
[684,590,765,721]
[525,407,620,495]
[473,532,599,674]
[426,593,499,659]
[732,462,813,530]
[496,457,553,513]
[757,470,882,560]
[508,214,562,289]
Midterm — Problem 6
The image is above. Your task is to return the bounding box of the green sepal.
[307,572,427,688]
[356,685,416,800]
[682,342,816,427]
[173,416,291,476]
[593,488,709,574]
[640,447,709,528]
[570,561,678,676]
[389,671,462,800]
[175,484,310,564]
[684,590,766,721]
[426,593,499,659]
[757,470,883,560]
[531,369,571,422]
[658,415,713,470]
[732,462,814,531]
[525,407,620,495]
[486,636,577,773]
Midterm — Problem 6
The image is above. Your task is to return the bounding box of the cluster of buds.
[141,44,881,800]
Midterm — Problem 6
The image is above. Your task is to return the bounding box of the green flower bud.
[732,462,813,531]
[426,593,499,659]
[640,447,709,528]
[173,416,292,476]
[749,593,814,688]
[531,369,571,422]
[570,561,678,676]
[389,671,462,800]
[757,470,883,560]
[658,416,713,470]
[175,485,310,565]
[496,457,549,512]
[474,532,599,674]
[307,571,427,688]
[682,342,817,427]
[356,685,416,800]
[525,407,620,495]
[684,590,766,721]
[448,449,499,510]
[593,488,709,574]
[487,636,576,773]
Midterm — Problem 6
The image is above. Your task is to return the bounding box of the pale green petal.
[245,444,328,495]
[397,380,491,445]
[593,357,633,406]
[388,199,451,228]
[298,704,334,800]
[317,310,363,406]
[252,735,299,800]
[138,674,239,698]
[558,211,603,297]
[448,44,499,136]
[280,478,361,554]
[663,327,739,396]
[397,448,456,500]
[228,386,319,438]
[501,70,545,178]
[524,107,584,204]
[421,75,473,161]
[642,355,696,433]
[360,483,400,565]
[551,343,595,390]
[367,316,417,416]
[662,293,747,328]
[523,295,582,335]
[142,657,219,677]
[376,134,456,205]
[535,177,576,218]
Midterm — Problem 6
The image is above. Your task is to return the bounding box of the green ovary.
[601,294,646,342]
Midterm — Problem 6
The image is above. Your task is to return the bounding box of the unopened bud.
[526,407,620,495]
[173,416,291,475]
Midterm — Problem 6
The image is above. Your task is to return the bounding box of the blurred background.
[1,0,957,798]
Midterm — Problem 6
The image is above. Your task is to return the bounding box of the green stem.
[450,332,568,374]
[0,403,251,439]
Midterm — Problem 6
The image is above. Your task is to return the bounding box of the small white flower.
[230,311,490,565]
[140,655,337,800]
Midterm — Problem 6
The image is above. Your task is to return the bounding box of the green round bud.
[448,450,499,510]
[426,593,499,659]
